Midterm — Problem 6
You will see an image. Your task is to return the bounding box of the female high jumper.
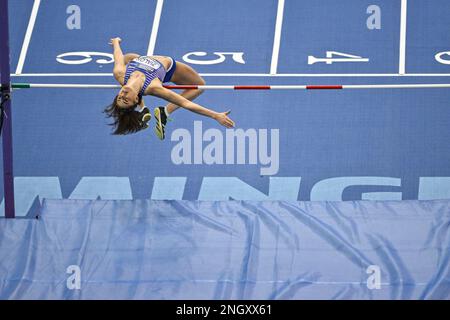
[104,37,235,139]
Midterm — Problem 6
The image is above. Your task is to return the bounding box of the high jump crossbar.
[10,83,450,90]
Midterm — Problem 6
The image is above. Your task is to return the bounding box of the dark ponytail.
[104,96,147,135]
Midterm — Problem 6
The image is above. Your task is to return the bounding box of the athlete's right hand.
[214,110,235,128]
[109,37,122,45]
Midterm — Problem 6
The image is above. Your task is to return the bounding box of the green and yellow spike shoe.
[153,106,169,140]
[141,107,151,129]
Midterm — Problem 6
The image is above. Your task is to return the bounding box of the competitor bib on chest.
[134,56,162,71]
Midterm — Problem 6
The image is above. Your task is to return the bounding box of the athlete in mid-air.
[104,37,235,139]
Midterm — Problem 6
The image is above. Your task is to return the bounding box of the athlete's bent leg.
[154,62,205,140]
[165,61,205,114]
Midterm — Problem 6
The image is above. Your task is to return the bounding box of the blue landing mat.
[0,199,449,299]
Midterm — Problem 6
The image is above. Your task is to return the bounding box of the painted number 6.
[182,51,245,65]
[56,52,114,65]
[435,51,450,65]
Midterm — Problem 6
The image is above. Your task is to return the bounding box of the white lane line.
[147,0,164,56]
[15,0,41,75]
[11,73,450,77]
[399,0,408,75]
[270,0,285,75]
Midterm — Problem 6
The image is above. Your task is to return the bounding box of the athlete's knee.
[197,76,206,86]
[197,77,206,94]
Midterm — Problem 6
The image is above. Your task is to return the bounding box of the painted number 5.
[182,52,245,65]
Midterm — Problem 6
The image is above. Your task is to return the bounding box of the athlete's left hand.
[214,110,235,128]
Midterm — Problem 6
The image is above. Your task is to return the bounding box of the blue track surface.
[2,0,450,215]
[0,0,450,300]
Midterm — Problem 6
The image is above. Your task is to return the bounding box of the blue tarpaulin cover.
[0,199,449,299]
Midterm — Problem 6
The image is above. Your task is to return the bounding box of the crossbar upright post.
[0,0,16,218]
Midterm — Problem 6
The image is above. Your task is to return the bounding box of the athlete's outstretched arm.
[110,37,126,83]
[149,85,235,128]
[110,38,124,68]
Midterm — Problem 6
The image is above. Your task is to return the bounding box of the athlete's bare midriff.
[148,55,173,71]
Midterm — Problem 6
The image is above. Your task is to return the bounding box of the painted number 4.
[308,51,369,65]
